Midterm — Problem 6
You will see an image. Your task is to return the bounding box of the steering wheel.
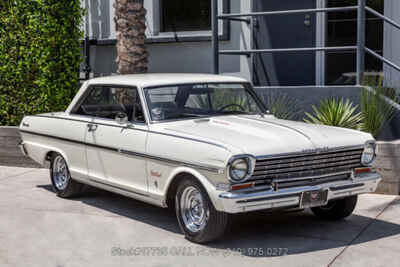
[217,103,246,112]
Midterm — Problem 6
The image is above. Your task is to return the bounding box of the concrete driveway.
[0,166,399,267]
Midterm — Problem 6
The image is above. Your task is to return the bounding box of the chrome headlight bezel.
[227,155,256,183]
[361,140,376,166]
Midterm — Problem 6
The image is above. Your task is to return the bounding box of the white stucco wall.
[83,0,252,81]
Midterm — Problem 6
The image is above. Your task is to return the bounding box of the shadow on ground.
[37,184,400,258]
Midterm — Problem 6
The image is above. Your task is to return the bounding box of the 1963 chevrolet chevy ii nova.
[19,73,381,243]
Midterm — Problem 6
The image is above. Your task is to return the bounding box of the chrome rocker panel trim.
[218,172,381,213]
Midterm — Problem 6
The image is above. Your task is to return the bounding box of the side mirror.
[115,112,129,125]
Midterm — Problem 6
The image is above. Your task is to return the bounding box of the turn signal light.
[354,167,372,174]
[231,182,254,191]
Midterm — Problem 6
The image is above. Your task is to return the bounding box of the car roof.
[87,73,248,88]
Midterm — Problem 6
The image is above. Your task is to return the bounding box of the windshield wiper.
[219,110,250,115]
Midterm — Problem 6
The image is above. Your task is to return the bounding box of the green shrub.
[0,0,84,126]
[304,98,363,130]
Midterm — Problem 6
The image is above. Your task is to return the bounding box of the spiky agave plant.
[360,85,398,138]
[304,98,363,130]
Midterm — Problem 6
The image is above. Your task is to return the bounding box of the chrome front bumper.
[218,172,381,213]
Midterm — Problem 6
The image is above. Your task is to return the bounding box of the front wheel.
[175,178,230,243]
[311,195,358,220]
[50,153,83,198]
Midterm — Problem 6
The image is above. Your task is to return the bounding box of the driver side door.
[73,85,149,194]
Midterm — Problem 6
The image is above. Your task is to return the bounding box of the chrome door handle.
[87,123,98,132]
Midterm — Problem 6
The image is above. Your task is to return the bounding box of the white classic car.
[19,73,381,243]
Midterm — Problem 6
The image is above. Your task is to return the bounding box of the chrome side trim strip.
[119,149,222,173]
[31,114,230,152]
[20,130,222,174]
[88,178,149,197]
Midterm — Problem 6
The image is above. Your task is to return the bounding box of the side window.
[74,86,146,123]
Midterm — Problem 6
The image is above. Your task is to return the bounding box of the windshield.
[143,83,264,121]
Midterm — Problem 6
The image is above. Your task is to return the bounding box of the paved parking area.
[0,166,399,267]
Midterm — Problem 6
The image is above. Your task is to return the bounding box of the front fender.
[162,166,225,212]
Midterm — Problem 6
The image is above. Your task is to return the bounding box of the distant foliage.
[0,0,83,126]
[304,98,363,130]
[262,92,302,120]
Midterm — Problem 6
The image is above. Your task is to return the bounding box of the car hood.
[156,115,372,156]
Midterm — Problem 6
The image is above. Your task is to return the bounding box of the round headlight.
[228,156,255,182]
[361,141,376,166]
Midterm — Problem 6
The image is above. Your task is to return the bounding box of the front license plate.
[301,190,328,208]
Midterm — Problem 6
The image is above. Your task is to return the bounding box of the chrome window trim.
[141,82,268,124]
[69,84,150,125]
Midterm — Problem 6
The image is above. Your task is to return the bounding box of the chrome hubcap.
[52,156,69,190]
[180,186,209,233]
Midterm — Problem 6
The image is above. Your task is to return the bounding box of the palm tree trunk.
[114,0,148,74]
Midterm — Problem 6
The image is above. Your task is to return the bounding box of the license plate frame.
[300,189,328,208]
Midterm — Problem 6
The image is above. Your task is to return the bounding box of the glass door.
[326,0,384,85]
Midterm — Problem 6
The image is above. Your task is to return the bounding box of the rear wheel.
[311,195,358,220]
[175,177,230,243]
[50,153,83,198]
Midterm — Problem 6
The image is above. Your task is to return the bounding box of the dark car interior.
[75,86,145,123]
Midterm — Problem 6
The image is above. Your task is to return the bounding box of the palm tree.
[114,0,148,74]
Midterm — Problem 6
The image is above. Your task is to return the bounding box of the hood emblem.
[302,147,330,154]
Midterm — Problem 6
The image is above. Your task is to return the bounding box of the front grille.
[251,147,363,182]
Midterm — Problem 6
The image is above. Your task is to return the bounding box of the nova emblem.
[302,147,330,154]
[150,170,162,178]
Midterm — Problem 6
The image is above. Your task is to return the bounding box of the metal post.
[211,0,219,74]
[83,36,91,80]
[356,0,366,85]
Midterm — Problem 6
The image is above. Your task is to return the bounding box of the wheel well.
[44,151,56,167]
[166,172,196,209]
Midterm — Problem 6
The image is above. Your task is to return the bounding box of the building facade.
[82,0,398,87]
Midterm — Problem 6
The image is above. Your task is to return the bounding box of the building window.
[326,0,384,85]
[161,0,211,32]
